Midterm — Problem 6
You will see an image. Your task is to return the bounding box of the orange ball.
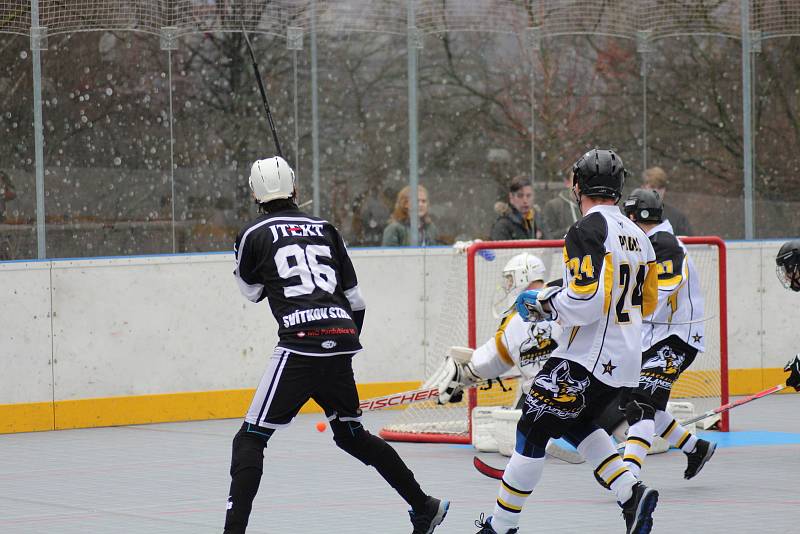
[315,421,327,432]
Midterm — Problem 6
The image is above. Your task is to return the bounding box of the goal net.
[379,238,729,444]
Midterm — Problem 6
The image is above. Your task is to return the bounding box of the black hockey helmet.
[572,148,627,202]
[623,188,663,224]
[776,239,800,292]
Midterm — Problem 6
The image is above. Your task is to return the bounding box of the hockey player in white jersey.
[473,149,660,534]
[620,188,716,481]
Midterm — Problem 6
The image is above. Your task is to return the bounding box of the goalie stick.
[682,384,786,426]
[359,375,520,411]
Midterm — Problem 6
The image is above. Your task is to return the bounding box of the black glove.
[785,355,800,391]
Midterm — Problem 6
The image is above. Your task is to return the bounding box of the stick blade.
[473,456,504,480]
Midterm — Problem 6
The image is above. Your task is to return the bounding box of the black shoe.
[409,496,449,534]
[474,514,518,534]
[684,438,716,480]
[621,482,659,534]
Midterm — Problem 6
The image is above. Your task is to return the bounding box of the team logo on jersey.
[639,345,685,393]
[642,345,685,376]
[321,340,337,349]
[519,323,558,368]
[524,361,590,422]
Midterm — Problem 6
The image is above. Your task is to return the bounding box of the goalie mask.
[572,148,627,203]
[249,156,296,204]
[776,239,800,292]
[623,188,663,224]
[492,253,546,318]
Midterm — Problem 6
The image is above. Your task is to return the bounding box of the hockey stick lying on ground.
[682,384,786,426]
[359,375,520,411]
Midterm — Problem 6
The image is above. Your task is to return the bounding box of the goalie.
[430,253,560,405]
[427,253,584,459]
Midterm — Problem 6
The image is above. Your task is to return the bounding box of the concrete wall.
[0,240,796,429]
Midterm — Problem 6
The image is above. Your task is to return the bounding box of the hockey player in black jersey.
[223,156,448,534]
[776,240,800,390]
[621,188,717,481]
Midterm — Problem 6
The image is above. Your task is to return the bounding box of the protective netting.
[2,1,800,40]
[380,238,727,443]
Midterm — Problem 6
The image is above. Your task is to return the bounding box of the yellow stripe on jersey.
[569,279,598,294]
[494,312,516,366]
[657,273,683,288]
[567,326,580,349]
[642,260,659,317]
[602,253,614,314]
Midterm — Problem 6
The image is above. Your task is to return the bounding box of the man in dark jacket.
[490,175,545,241]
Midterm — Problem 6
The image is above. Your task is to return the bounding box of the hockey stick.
[473,456,505,480]
[359,386,441,411]
[643,314,717,326]
[682,384,786,426]
[471,440,585,481]
[241,23,284,158]
[359,374,520,411]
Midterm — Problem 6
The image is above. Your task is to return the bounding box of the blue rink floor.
[0,394,797,533]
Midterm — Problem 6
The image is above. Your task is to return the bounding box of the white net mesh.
[380,238,727,443]
[2,1,800,40]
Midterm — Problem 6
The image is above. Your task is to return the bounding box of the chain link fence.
[1,1,800,259]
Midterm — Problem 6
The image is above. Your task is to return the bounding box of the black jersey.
[234,208,365,356]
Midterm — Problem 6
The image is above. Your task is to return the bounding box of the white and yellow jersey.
[470,312,563,392]
[642,220,705,352]
[547,204,658,388]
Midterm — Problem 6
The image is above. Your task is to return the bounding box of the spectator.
[642,166,693,236]
[542,173,580,239]
[490,175,544,241]
[381,184,440,246]
[0,170,16,223]
[353,182,392,246]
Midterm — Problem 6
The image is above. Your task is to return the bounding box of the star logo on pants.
[602,361,617,375]
[692,333,703,344]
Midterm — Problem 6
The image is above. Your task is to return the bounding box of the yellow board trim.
[0,381,420,434]
[0,370,793,435]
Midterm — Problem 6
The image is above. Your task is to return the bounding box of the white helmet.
[502,253,546,294]
[249,156,296,203]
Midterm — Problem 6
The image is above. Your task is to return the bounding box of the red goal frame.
[466,237,729,441]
